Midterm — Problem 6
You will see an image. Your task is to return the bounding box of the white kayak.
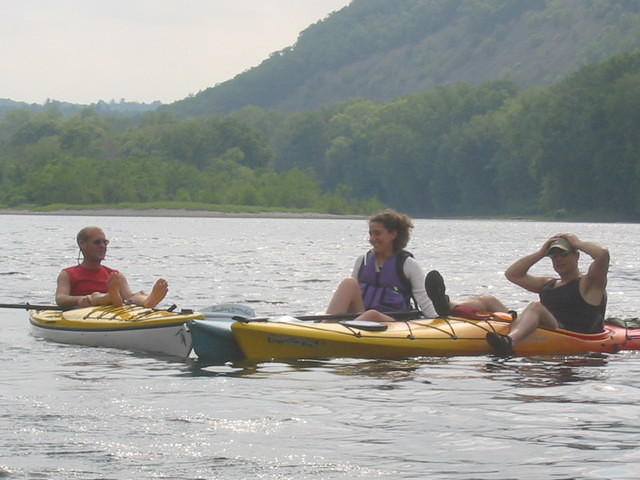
[29,304,204,357]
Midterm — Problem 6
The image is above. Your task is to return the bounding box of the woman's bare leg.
[326,277,364,314]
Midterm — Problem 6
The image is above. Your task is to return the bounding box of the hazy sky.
[1,0,352,105]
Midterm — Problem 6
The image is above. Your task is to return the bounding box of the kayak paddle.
[0,302,67,311]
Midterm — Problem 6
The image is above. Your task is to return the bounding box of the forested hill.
[166,0,640,116]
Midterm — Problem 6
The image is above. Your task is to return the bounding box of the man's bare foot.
[143,279,168,308]
[106,272,124,306]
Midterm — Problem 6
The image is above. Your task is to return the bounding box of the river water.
[1,214,639,480]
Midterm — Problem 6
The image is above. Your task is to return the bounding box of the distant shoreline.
[1,208,636,223]
[0,208,366,220]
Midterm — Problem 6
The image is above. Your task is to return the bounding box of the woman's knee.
[337,277,361,295]
[338,277,358,288]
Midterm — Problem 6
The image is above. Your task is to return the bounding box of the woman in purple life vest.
[325,209,437,322]
[55,226,169,309]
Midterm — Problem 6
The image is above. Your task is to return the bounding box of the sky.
[1,0,353,105]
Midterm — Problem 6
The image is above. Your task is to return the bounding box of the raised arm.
[504,237,556,293]
[561,233,609,296]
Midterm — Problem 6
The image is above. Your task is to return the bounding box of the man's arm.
[55,270,119,307]
[562,234,609,301]
[55,270,91,307]
[505,237,556,293]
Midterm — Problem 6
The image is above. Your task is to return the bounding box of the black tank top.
[539,278,606,333]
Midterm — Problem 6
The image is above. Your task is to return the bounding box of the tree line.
[231,51,640,219]
[1,51,638,219]
[0,109,381,213]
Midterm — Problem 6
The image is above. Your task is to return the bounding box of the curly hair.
[369,209,414,252]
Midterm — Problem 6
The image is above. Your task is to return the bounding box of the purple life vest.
[358,250,413,312]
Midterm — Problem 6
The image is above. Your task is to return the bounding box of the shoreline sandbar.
[0,208,365,219]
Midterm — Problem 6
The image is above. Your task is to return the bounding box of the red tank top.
[63,265,119,296]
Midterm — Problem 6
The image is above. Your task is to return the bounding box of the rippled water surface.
[1,214,639,479]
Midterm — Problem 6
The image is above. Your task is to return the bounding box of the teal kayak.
[189,304,255,362]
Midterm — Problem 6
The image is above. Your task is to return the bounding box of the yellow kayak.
[30,304,204,357]
[231,315,640,361]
